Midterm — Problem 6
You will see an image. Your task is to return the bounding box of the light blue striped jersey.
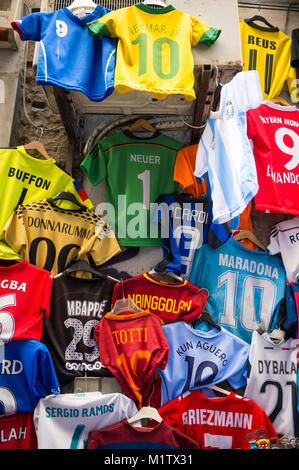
[12,6,116,102]
[190,237,286,344]
[194,70,262,224]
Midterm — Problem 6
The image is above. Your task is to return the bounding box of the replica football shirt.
[190,237,286,344]
[12,6,117,101]
[3,199,120,276]
[158,389,278,449]
[153,193,231,278]
[111,271,208,325]
[42,271,117,388]
[95,310,169,408]
[33,392,138,449]
[0,260,53,342]
[194,70,262,224]
[87,418,200,449]
[239,19,297,101]
[267,216,299,282]
[80,130,184,247]
[173,145,255,249]
[244,331,298,438]
[0,413,37,449]
[0,146,93,260]
[87,3,220,101]
[158,322,249,406]
[0,339,60,416]
[247,101,299,215]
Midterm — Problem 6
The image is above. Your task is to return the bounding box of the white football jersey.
[33,392,138,449]
[267,216,299,282]
[244,331,297,438]
[194,70,262,224]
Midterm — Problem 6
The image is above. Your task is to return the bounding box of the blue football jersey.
[190,238,286,344]
[157,322,249,406]
[0,340,60,416]
[12,6,117,102]
[153,193,231,279]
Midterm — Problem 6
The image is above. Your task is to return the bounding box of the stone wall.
[12,41,73,173]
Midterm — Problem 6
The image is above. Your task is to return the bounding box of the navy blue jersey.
[153,193,231,278]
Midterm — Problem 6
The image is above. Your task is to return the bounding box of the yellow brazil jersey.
[239,19,298,102]
[87,3,221,101]
[3,199,121,276]
[0,146,94,260]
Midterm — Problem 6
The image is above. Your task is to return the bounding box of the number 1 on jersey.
[137,170,150,210]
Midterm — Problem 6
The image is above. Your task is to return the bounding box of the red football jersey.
[111,272,207,325]
[0,260,53,342]
[158,389,278,449]
[94,310,169,408]
[247,101,299,215]
[0,413,37,449]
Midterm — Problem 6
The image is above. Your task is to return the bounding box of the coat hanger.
[23,141,51,160]
[244,15,278,31]
[110,279,143,315]
[48,191,86,210]
[148,268,183,283]
[270,96,292,107]
[68,0,97,11]
[142,0,167,8]
[199,311,221,330]
[64,260,107,279]
[127,406,162,424]
[208,385,242,399]
[128,119,156,134]
[233,229,266,251]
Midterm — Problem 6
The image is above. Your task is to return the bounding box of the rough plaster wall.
[12,42,73,173]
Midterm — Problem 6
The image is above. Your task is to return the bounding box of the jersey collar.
[143,272,187,287]
[135,3,175,14]
[105,309,151,321]
[63,5,105,25]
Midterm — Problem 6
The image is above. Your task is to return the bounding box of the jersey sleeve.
[89,219,121,266]
[194,124,211,178]
[190,15,221,47]
[267,226,281,255]
[34,344,60,401]
[40,271,54,318]
[2,208,27,258]
[11,11,45,42]
[158,397,184,432]
[284,282,299,331]
[226,341,250,389]
[65,179,94,210]
[80,141,107,186]
[87,10,117,38]
[287,65,299,104]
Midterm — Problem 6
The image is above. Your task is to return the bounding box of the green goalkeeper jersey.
[80,130,184,247]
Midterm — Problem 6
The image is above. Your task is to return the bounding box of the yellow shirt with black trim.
[240,19,298,102]
[3,199,121,276]
[0,146,94,260]
[87,2,221,101]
